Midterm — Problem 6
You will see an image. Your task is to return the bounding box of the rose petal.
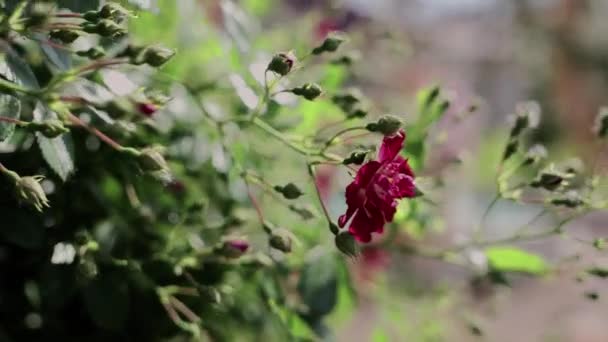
[378,129,405,163]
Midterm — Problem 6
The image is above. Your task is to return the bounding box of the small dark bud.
[594,108,608,138]
[335,231,358,257]
[137,102,158,117]
[76,47,105,59]
[269,228,293,253]
[366,115,402,136]
[312,32,347,55]
[219,239,249,258]
[274,183,303,200]
[99,3,131,22]
[83,10,99,22]
[288,204,316,220]
[502,138,519,161]
[332,88,362,110]
[331,50,361,66]
[28,2,55,27]
[423,86,440,108]
[523,144,547,166]
[550,191,584,208]
[15,176,49,212]
[509,101,541,138]
[343,151,367,165]
[49,29,80,44]
[291,83,323,101]
[585,291,599,301]
[267,51,296,76]
[530,166,571,191]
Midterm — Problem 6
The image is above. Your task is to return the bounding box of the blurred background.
[182,1,608,341]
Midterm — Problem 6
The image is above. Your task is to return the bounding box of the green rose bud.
[343,151,368,165]
[267,52,296,76]
[291,83,323,101]
[99,3,131,22]
[34,119,69,138]
[28,2,55,27]
[142,45,176,67]
[82,19,126,37]
[76,47,105,59]
[137,147,169,172]
[335,231,358,257]
[15,175,49,212]
[269,228,293,253]
[274,183,303,200]
[83,10,100,22]
[366,115,402,136]
[312,32,347,55]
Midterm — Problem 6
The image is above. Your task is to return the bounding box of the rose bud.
[366,115,402,136]
[15,176,50,212]
[291,83,323,101]
[335,231,358,257]
[267,52,296,76]
[312,32,347,55]
[50,29,80,44]
[137,102,158,117]
[142,45,176,67]
[269,228,293,253]
[220,239,250,258]
[274,183,303,200]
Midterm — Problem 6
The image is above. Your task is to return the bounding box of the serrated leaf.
[485,246,548,275]
[0,94,20,142]
[33,103,74,181]
[5,47,39,89]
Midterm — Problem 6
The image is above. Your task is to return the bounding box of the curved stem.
[67,113,123,150]
[307,164,333,225]
[321,126,366,153]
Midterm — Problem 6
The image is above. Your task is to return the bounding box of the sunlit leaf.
[485,247,548,275]
[33,103,75,181]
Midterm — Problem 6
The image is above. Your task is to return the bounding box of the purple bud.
[221,239,249,258]
[137,103,158,117]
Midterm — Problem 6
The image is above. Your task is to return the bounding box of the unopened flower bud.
[15,176,49,212]
[312,32,347,55]
[76,47,105,59]
[82,19,126,37]
[594,108,608,138]
[332,88,362,111]
[28,2,55,27]
[509,102,541,138]
[142,45,175,67]
[291,83,323,101]
[366,115,402,136]
[343,151,367,165]
[335,231,358,257]
[331,51,361,66]
[83,10,100,22]
[99,3,131,22]
[267,52,296,76]
[127,147,169,172]
[502,138,519,161]
[274,183,303,200]
[137,102,158,117]
[523,144,547,166]
[49,29,80,44]
[269,228,293,253]
[329,222,339,235]
[36,119,69,138]
[288,204,316,220]
[219,239,249,258]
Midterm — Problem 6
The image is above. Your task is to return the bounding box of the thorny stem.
[67,112,123,150]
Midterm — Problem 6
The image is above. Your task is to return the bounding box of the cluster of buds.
[75,47,105,59]
[274,183,304,200]
[332,88,369,119]
[312,32,347,55]
[267,51,297,76]
[119,44,176,67]
[366,115,402,136]
[290,83,323,101]
[83,3,131,23]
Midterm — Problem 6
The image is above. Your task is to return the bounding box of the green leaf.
[38,33,72,70]
[5,48,40,89]
[83,271,130,331]
[485,247,548,275]
[297,249,338,319]
[33,103,75,181]
[0,94,20,142]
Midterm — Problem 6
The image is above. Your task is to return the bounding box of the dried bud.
[523,144,547,166]
[550,191,584,208]
[219,239,249,258]
[28,2,56,27]
[502,138,519,161]
[274,183,303,200]
[35,119,69,138]
[267,52,296,76]
[335,231,358,257]
[288,204,316,220]
[76,47,105,59]
[531,166,571,191]
[594,108,608,138]
[15,176,49,212]
[269,228,293,253]
[366,115,402,136]
[312,32,347,55]
[343,151,367,165]
[137,103,158,117]
[291,83,323,101]
[509,102,541,138]
[49,29,80,44]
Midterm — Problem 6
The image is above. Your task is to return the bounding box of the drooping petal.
[348,205,385,243]
[378,129,405,163]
